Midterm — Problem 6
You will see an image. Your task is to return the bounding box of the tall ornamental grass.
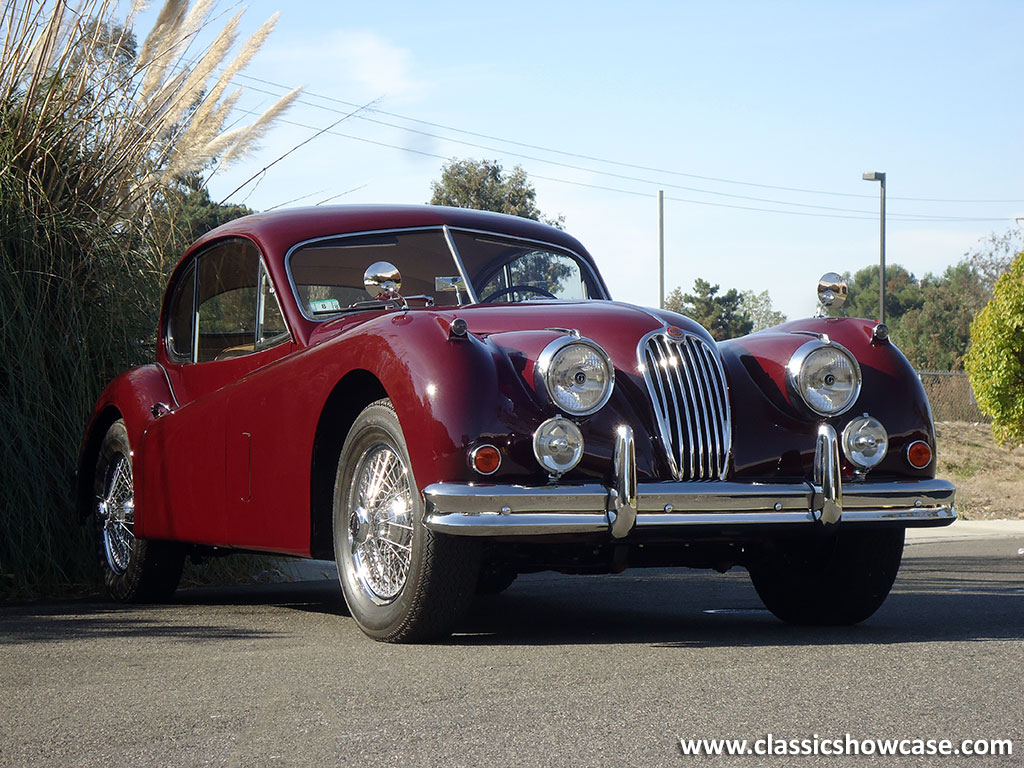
[0,0,300,599]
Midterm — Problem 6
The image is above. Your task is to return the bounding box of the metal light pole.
[658,190,665,309]
[862,171,886,324]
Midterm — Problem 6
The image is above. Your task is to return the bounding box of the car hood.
[453,300,714,373]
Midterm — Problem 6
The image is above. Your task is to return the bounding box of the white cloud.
[266,29,423,98]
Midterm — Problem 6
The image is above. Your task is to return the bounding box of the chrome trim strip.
[441,224,479,304]
[636,511,815,527]
[813,423,842,525]
[154,362,180,408]
[423,483,608,515]
[608,425,637,538]
[424,512,610,536]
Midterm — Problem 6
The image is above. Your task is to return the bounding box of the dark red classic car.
[79,205,955,641]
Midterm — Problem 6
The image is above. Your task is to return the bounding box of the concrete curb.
[905,519,1024,544]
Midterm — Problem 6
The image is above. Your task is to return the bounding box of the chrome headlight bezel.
[786,338,862,417]
[535,336,615,416]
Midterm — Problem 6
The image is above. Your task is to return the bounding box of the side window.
[256,262,289,351]
[166,262,196,362]
[195,239,289,363]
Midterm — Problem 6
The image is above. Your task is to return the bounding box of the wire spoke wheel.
[92,419,184,602]
[348,443,414,604]
[333,399,480,642]
[98,453,135,575]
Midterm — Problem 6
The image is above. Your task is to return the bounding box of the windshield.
[287,227,602,319]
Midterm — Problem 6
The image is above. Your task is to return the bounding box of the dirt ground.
[935,421,1024,520]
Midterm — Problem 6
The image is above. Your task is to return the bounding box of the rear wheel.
[333,399,479,642]
[93,419,184,602]
[748,528,905,625]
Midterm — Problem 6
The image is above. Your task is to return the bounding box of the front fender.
[76,364,175,522]
[720,317,935,480]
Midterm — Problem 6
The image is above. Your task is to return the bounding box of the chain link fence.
[917,371,989,422]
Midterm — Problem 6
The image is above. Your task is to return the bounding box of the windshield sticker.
[310,299,341,313]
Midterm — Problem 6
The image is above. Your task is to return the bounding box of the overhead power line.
[235,72,1024,206]
[235,109,1009,224]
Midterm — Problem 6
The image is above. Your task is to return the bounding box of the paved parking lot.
[1,529,1021,767]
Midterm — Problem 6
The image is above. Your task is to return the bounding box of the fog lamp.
[532,416,584,476]
[841,415,888,469]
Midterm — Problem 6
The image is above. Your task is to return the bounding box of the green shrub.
[0,1,297,599]
[965,250,1024,446]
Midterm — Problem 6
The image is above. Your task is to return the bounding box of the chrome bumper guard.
[423,424,956,538]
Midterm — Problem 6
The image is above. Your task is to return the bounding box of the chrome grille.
[639,332,732,480]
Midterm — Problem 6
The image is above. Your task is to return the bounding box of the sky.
[138,0,1023,320]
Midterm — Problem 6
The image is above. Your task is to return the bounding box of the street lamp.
[862,171,886,324]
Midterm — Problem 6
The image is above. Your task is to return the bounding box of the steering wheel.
[481,285,556,303]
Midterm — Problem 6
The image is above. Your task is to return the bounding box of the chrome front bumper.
[422,425,956,538]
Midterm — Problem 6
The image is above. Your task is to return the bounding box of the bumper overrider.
[422,425,956,538]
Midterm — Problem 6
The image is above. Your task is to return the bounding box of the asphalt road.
[1,532,1022,768]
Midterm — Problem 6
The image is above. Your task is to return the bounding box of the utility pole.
[862,171,887,324]
[658,190,665,309]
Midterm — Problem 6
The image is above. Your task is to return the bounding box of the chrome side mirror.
[817,272,847,313]
[364,261,402,300]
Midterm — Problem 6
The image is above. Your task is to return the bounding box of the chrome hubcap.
[99,454,134,574]
[348,444,414,605]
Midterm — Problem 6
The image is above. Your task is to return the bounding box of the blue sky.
[143,1,1023,319]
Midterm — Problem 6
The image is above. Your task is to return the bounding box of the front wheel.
[333,399,479,642]
[748,528,905,625]
[93,419,184,602]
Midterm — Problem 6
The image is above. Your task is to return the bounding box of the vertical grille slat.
[639,332,732,481]
[688,337,721,474]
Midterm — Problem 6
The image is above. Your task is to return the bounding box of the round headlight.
[536,337,614,416]
[533,416,584,475]
[842,415,888,469]
[787,340,861,416]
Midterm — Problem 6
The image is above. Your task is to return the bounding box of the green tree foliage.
[428,158,565,228]
[890,263,988,371]
[665,279,753,341]
[151,172,254,271]
[965,250,1024,446]
[963,226,1022,295]
[738,289,787,331]
[837,264,924,321]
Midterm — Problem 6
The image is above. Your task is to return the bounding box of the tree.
[665,279,753,341]
[836,264,924,321]
[965,249,1024,446]
[963,226,1023,296]
[738,289,787,332]
[428,158,564,228]
[889,263,988,371]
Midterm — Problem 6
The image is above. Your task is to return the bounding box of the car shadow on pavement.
[449,554,1024,647]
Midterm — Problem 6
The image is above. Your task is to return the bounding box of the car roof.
[187,204,592,264]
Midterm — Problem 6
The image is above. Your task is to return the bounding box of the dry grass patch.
[935,421,1024,520]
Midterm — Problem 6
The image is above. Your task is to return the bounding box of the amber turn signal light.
[906,440,932,469]
[470,444,501,475]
